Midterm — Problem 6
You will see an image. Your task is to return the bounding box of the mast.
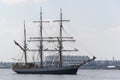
[59,9,63,67]
[54,9,70,67]
[40,8,43,68]
[24,20,27,64]
[14,20,28,64]
[32,8,49,68]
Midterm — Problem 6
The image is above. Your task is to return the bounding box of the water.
[0,69,120,80]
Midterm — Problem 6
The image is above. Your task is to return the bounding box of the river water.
[0,69,120,80]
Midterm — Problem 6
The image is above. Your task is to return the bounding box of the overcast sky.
[0,0,120,61]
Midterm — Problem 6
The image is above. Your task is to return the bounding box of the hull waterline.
[12,65,79,74]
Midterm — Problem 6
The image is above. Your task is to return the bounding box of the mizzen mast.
[14,20,27,64]
[24,20,27,64]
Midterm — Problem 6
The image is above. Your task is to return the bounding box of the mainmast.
[59,9,63,67]
[32,8,49,68]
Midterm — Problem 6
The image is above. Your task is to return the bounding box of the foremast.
[54,9,70,67]
[39,8,43,68]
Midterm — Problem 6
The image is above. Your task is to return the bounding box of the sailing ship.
[12,9,96,74]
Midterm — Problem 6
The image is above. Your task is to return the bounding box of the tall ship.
[12,9,96,74]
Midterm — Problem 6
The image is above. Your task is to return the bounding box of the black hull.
[12,65,79,74]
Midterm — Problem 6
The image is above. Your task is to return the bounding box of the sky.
[0,0,120,61]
